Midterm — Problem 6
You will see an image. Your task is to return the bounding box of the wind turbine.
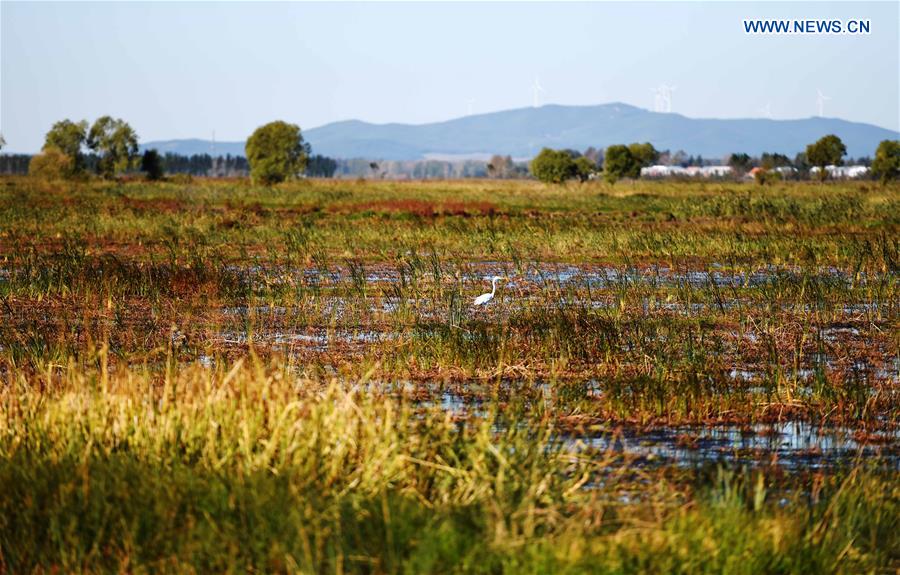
[530,77,546,108]
[466,98,475,116]
[816,89,831,117]
[759,102,773,119]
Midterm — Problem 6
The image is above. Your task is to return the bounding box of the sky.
[2,1,898,153]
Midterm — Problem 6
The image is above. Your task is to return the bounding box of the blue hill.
[142,103,899,160]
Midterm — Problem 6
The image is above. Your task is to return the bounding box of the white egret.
[473,276,504,306]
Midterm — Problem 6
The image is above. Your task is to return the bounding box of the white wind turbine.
[530,77,546,108]
[759,102,773,119]
[466,98,475,116]
[816,89,831,117]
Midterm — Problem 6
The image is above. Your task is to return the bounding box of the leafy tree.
[530,148,577,184]
[29,146,75,180]
[603,145,638,183]
[760,152,792,169]
[43,119,88,174]
[727,153,753,175]
[87,116,139,178]
[245,121,310,185]
[806,134,846,181]
[141,149,164,181]
[871,140,900,184]
[573,156,597,182]
[628,142,658,168]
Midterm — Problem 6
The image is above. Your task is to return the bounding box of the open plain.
[0,176,898,572]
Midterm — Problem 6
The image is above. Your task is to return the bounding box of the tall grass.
[1,359,896,573]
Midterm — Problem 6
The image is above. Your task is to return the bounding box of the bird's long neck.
[490,278,498,295]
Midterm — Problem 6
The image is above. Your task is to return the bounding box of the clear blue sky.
[2,1,898,152]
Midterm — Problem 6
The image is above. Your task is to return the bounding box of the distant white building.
[641,165,732,178]
[810,165,870,179]
[641,165,683,177]
[698,165,733,177]
[774,167,797,176]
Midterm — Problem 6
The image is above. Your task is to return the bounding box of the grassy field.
[1,176,898,572]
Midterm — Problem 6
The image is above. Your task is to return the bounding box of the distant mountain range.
[142,103,899,161]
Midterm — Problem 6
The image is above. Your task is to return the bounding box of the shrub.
[530,148,577,184]
[28,147,76,180]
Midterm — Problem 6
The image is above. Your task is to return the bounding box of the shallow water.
[216,328,394,351]
[367,380,900,470]
[215,261,892,291]
[575,421,898,470]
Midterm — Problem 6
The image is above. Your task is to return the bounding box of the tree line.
[4,118,337,183]
[529,142,662,184]
[528,135,899,184]
[0,150,338,178]
[3,122,897,184]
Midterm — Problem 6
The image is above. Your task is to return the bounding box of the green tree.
[603,145,638,183]
[28,146,75,180]
[760,152,792,169]
[728,153,753,174]
[530,148,576,184]
[871,140,900,184]
[43,119,88,174]
[806,134,846,181]
[573,156,597,182]
[87,116,139,178]
[245,121,310,185]
[141,149,164,181]
[628,142,658,168]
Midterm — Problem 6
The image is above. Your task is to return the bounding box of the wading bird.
[473,276,503,306]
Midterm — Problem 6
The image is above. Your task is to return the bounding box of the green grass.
[1,360,897,573]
